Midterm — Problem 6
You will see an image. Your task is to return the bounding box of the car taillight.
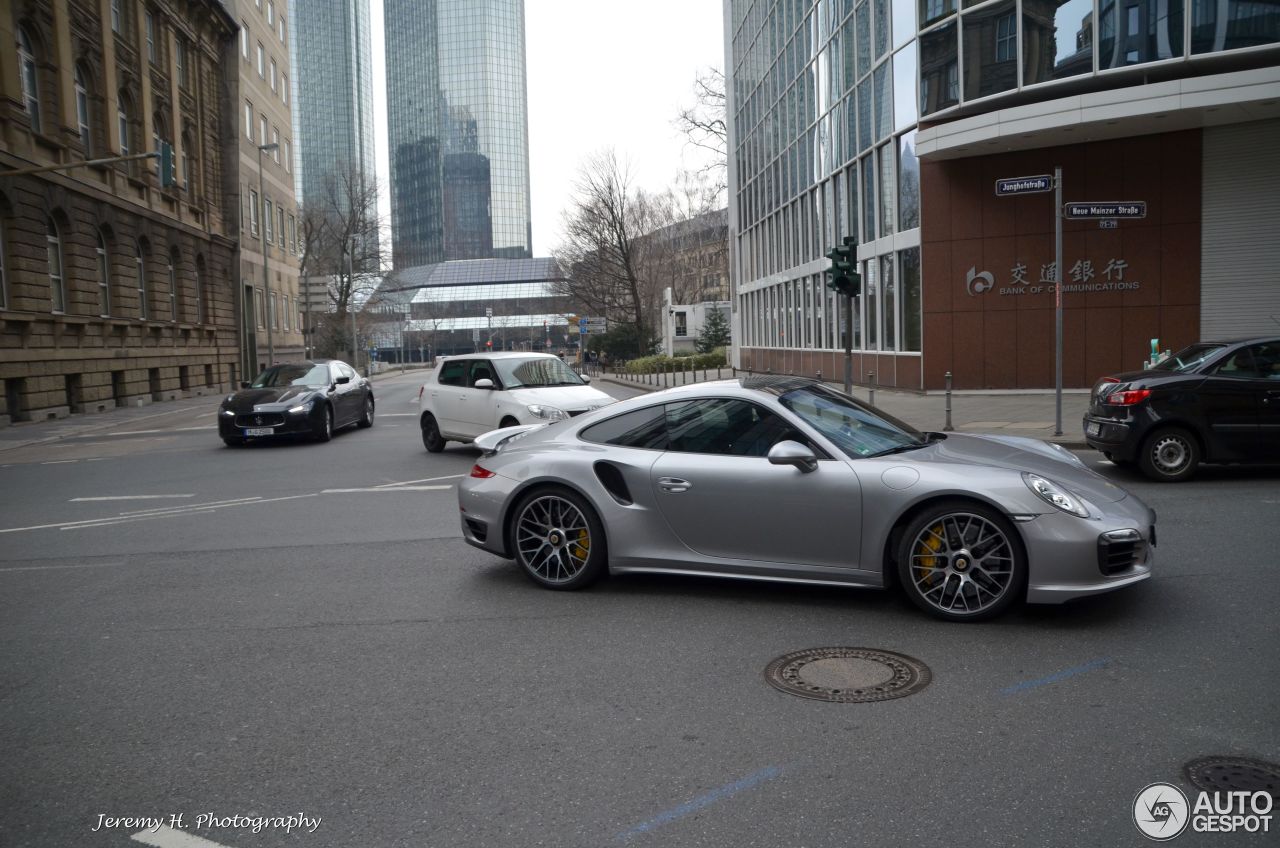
[470,464,496,479]
[1110,388,1152,406]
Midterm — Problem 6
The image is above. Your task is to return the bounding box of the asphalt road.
[1,370,1276,848]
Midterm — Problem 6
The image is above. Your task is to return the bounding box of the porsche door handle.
[657,477,691,493]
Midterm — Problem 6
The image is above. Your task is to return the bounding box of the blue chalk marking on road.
[615,765,784,841]
[1000,658,1110,695]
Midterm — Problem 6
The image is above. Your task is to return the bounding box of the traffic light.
[485,339,493,348]
[158,141,177,188]
[825,236,860,297]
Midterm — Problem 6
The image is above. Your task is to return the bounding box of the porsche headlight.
[1022,473,1089,518]
[526,404,568,421]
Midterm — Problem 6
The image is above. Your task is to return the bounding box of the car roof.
[1208,336,1280,346]
[439,352,562,361]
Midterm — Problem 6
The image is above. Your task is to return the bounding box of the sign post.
[995,171,1063,435]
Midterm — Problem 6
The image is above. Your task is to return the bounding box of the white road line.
[107,426,211,436]
[372,474,465,488]
[132,825,235,848]
[121,496,262,516]
[41,460,78,465]
[86,457,110,462]
[0,561,127,573]
[0,494,312,535]
[321,485,452,493]
[70,494,195,502]
[381,412,416,417]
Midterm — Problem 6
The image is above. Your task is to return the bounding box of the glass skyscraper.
[289,0,378,216]
[385,0,533,268]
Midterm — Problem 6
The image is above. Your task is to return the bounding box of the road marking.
[132,826,235,848]
[120,496,262,516]
[86,457,111,462]
[107,426,211,436]
[321,485,452,493]
[0,494,313,535]
[999,658,1110,695]
[0,561,127,573]
[616,766,784,840]
[372,474,465,488]
[70,494,196,502]
[41,460,78,465]
[380,412,415,417]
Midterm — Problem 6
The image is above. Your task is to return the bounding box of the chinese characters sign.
[966,259,1140,297]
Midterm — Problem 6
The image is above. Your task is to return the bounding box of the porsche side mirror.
[474,378,495,390]
[768,440,818,473]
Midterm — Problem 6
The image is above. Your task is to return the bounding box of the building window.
[277,208,285,248]
[288,213,296,251]
[167,252,178,321]
[195,257,206,324]
[270,57,277,92]
[257,42,264,77]
[267,1,275,26]
[260,114,268,147]
[146,11,156,63]
[241,21,248,57]
[117,92,132,155]
[264,199,274,244]
[180,131,192,191]
[249,189,260,235]
[272,128,280,162]
[995,13,1016,62]
[97,230,111,316]
[176,40,187,89]
[282,75,288,105]
[112,0,122,33]
[17,27,41,134]
[47,217,66,313]
[279,15,285,43]
[244,100,253,140]
[256,288,265,329]
[271,292,278,330]
[284,139,291,171]
[152,113,168,179]
[75,65,91,153]
[135,241,148,319]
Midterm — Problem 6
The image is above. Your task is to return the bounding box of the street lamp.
[256,142,279,366]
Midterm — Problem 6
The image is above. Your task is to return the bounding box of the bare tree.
[554,150,663,357]
[675,67,727,195]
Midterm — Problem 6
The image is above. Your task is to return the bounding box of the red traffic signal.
[485,340,493,348]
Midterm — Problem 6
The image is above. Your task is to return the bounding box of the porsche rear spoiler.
[473,424,543,456]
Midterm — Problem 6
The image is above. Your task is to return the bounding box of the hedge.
[623,348,727,375]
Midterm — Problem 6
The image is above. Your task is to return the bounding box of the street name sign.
[995,175,1053,196]
[1064,202,1146,219]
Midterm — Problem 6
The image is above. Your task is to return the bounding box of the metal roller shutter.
[1201,120,1280,340]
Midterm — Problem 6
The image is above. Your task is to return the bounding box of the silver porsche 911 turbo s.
[457,376,1156,621]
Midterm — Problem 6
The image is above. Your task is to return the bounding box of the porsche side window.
[665,399,796,457]
[579,406,668,450]
[438,360,466,386]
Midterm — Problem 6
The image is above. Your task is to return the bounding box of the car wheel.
[421,414,446,453]
[1138,426,1199,482]
[314,405,333,443]
[499,416,520,428]
[509,487,607,591]
[357,396,375,428]
[896,500,1027,622]
[222,437,244,447]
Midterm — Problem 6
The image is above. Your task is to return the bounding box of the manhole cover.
[1184,757,1280,800]
[764,647,931,703]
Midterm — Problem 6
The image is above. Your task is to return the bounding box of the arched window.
[97,230,111,316]
[17,27,42,134]
[194,255,206,324]
[167,250,178,321]
[75,65,92,153]
[117,91,132,156]
[135,239,148,319]
[46,217,66,313]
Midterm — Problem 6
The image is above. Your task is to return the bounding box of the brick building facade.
[0,0,240,424]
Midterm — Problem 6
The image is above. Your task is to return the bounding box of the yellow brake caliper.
[917,525,944,585]
[572,529,590,561]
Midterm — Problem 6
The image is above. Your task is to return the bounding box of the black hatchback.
[1083,337,1280,481]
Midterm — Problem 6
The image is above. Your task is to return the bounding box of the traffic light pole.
[843,294,853,395]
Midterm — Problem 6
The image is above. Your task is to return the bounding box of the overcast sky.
[368,0,727,257]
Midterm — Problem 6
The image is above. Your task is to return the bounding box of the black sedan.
[1083,337,1280,481]
[218,359,374,446]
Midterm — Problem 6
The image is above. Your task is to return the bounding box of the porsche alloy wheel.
[511,489,606,590]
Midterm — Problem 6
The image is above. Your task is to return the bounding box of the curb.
[598,377,1092,451]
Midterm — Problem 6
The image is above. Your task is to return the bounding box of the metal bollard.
[868,371,876,406]
[816,370,822,382]
[717,366,722,380]
[943,371,954,431]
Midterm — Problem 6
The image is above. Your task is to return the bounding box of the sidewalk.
[599,368,1092,448]
[0,365,424,455]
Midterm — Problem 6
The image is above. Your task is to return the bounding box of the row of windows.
[241,22,289,106]
[243,100,292,174]
[16,22,205,194]
[245,188,301,255]
[0,214,207,324]
[249,284,304,335]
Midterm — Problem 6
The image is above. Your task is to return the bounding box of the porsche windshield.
[251,363,330,388]
[779,384,926,459]
[494,357,585,388]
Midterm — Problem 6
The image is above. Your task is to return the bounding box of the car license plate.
[1086,422,1101,437]
[243,427,274,437]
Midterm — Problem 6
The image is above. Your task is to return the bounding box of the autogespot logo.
[1134,783,1190,841]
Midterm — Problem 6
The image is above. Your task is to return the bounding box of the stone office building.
[0,0,241,425]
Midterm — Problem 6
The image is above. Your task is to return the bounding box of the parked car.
[218,359,374,446]
[458,376,1156,622]
[418,353,614,452]
[1083,337,1280,481]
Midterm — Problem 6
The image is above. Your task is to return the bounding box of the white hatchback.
[418,353,616,452]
